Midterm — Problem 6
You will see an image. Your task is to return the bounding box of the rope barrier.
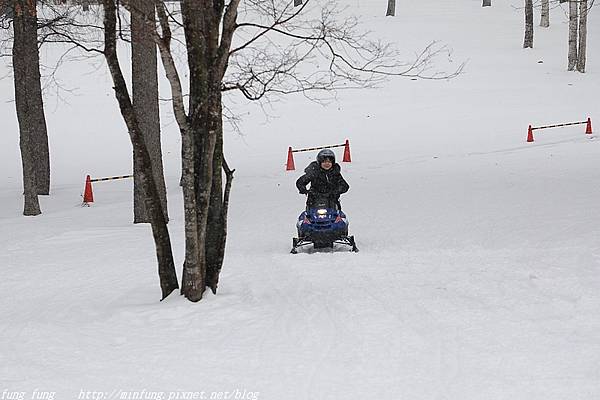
[90,174,133,183]
[531,121,587,131]
[292,143,346,153]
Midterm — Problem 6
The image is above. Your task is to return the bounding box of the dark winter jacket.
[296,161,349,203]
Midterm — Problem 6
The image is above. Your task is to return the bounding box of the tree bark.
[130,0,169,224]
[205,106,224,293]
[12,0,46,215]
[103,0,178,300]
[523,0,534,48]
[540,0,549,27]
[576,0,587,73]
[482,0,491,7]
[179,0,215,302]
[206,156,234,294]
[13,0,50,198]
[568,0,578,70]
[386,0,395,16]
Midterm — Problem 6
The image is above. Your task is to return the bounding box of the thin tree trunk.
[103,0,178,300]
[206,155,234,295]
[568,0,578,70]
[523,0,534,48]
[386,0,395,16]
[154,0,201,301]
[202,0,239,296]
[482,0,491,7]
[131,0,168,224]
[540,0,549,27]
[205,102,224,293]
[576,0,588,72]
[13,0,44,215]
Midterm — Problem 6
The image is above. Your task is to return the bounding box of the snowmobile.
[291,194,358,254]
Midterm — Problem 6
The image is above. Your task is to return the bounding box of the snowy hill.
[1,1,600,399]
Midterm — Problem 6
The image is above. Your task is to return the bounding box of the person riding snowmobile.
[296,149,349,209]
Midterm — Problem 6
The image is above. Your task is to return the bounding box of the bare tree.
[129,0,169,224]
[523,0,534,48]
[568,0,578,70]
[386,0,395,16]
[540,0,549,27]
[576,0,588,72]
[102,0,178,300]
[2,1,105,216]
[11,0,50,216]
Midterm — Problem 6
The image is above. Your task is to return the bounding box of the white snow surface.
[2,1,600,399]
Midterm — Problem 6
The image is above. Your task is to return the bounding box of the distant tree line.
[480,0,592,72]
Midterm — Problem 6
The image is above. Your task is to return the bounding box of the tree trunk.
[13,0,50,200]
[179,0,215,302]
[540,0,549,27]
[154,0,202,301]
[482,0,491,7]
[568,0,578,70]
[103,0,178,300]
[523,0,534,48]
[206,154,234,295]
[130,0,169,224]
[386,0,395,16]
[205,101,224,293]
[186,86,219,301]
[576,0,587,73]
[13,0,46,215]
[176,0,240,302]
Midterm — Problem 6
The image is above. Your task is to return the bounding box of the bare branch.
[225,0,463,103]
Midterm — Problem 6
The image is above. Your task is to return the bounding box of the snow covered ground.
[1,1,600,399]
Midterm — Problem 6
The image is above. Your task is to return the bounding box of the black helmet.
[316,149,335,164]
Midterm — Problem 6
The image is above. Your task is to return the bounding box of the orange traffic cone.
[286,147,295,171]
[586,117,593,134]
[342,139,351,162]
[527,125,534,142]
[83,175,94,204]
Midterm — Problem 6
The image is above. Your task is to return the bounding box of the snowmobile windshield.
[309,195,337,210]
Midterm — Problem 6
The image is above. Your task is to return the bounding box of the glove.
[299,188,309,195]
